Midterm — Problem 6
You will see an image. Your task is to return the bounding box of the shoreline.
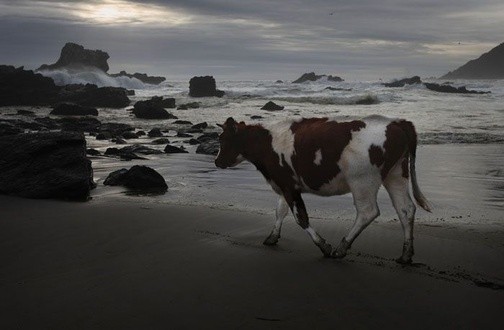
[1,196,503,328]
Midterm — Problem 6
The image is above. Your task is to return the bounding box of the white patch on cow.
[306,227,321,244]
[339,115,393,178]
[313,149,322,166]
[262,120,297,168]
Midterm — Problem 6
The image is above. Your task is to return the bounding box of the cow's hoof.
[263,235,279,246]
[395,256,413,265]
[319,242,333,258]
[331,238,349,259]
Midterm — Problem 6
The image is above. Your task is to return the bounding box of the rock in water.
[424,83,490,94]
[37,42,110,72]
[104,166,167,192]
[383,76,422,87]
[109,71,166,85]
[0,65,59,106]
[50,103,98,116]
[196,140,220,155]
[441,42,504,79]
[189,76,225,97]
[292,72,343,83]
[261,101,284,111]
[58,84,130,108]
[0,132,95,200]
[133,97,178,119]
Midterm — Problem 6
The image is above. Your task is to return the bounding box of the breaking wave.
[38,68,145,89]
[419,132,504,144]
[271,94,380,105]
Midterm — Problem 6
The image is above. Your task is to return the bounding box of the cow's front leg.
[285,191,332,257]
[263,197,289,246]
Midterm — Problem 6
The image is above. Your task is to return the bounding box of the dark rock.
[186,128,203,134]
[126,89,135,96]
[196,140,220,155]
[122,131,138,139]
[105,148,120,155]
[191,122,208,130]
[58,84,130,108]
[164,145,188,153]
[275,80,283,83]
[189,76,225,97]
[152,138,170,144]
[136,130,146,136]
[0,121,23,136]
[133,97,177,119]
[177,102,200,110]
[173,120,193,125]
[59,117,102,133]
[324,87,352,91]
[114,138,127,144]
[424,83,491,94]
[109,71,166,85]
[0,132,94,200]
[148,128,163,137]
[50,103,98,116]
[177,132,193,138]
[37,42,110,72]
[261,101,284,111]
[250,115,263,120]
[197,132,219,142]
[104,165,167,192]
[118,144,164,155]
[355,95,379,105]
[292,72,343,83]
[383,76,422,87]
[160,98,176,109]
[17,110,35,116]
[86,148,101,156]
[441,42,504,79]
[0,65,59,106]
[96,132,112,140]
[188,138,201,145]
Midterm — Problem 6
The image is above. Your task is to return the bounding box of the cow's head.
[215,117,245,169]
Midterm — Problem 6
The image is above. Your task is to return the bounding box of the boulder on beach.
[177,102,200,110]
[424,83,490,94]
[58,84,130,108]
[196,140,220,155]
[292,72,343,83]
[189,76,225,97]
[191,122,208,130]
[164,145,188,154]
[37,42,110,73]
[383,76,422,87]
[148,128,163,137]
[0,131,95,200]
[261,101,284,111]
[50,103,98,116]
[109,70,166,85]
[0,65,59,106]
[133,97,177,119]
[441,42,504,79]
[104,165,167,192]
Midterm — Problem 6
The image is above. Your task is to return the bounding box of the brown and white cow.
[215,115,431,264]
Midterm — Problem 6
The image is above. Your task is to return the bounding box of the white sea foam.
[38,68,146,89]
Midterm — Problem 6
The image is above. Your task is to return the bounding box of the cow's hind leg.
[263,197,289,246]
[285,192,332,257]
[384,169,416,264]
[332,178,380,259]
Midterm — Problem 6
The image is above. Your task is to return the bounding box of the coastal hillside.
[441,42,504,79]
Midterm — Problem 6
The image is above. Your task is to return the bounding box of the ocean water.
[2,72,504,225]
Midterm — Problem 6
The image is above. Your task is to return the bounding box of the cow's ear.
[225,117,238,133]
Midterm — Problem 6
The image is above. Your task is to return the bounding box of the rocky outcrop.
[0,132,94,200]
[58,84,130,108]
[189,76,225,97]
[50,103,98,116]
[441,43,504,79]
[133,96,177,119]
[104,166,167,192]
[196,140,220,155]
[261,101,284,111]
[424,83,490,94]
[292,72,343,83]
[0,65,59,106]
[164,145,188,153]
[38,42,110,72]
[383,76,422,87]
[110,71,166,85]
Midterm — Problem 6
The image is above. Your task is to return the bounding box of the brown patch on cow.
[369,145,385,167]
[290,118,366,191]
[381,120,416,180]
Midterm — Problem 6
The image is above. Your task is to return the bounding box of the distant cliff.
[441,43,504,79]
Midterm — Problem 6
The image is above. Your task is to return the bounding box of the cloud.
[0,0,502,79]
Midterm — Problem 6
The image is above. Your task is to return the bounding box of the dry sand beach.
[1,144,503,329]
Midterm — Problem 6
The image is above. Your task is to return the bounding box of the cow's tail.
[400,120,432,212]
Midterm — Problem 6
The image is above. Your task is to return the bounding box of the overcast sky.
[0,0,503,80]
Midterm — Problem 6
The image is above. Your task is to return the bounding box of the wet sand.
[1,196,503,329]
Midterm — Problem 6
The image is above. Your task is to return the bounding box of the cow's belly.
[298,174,350,196]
